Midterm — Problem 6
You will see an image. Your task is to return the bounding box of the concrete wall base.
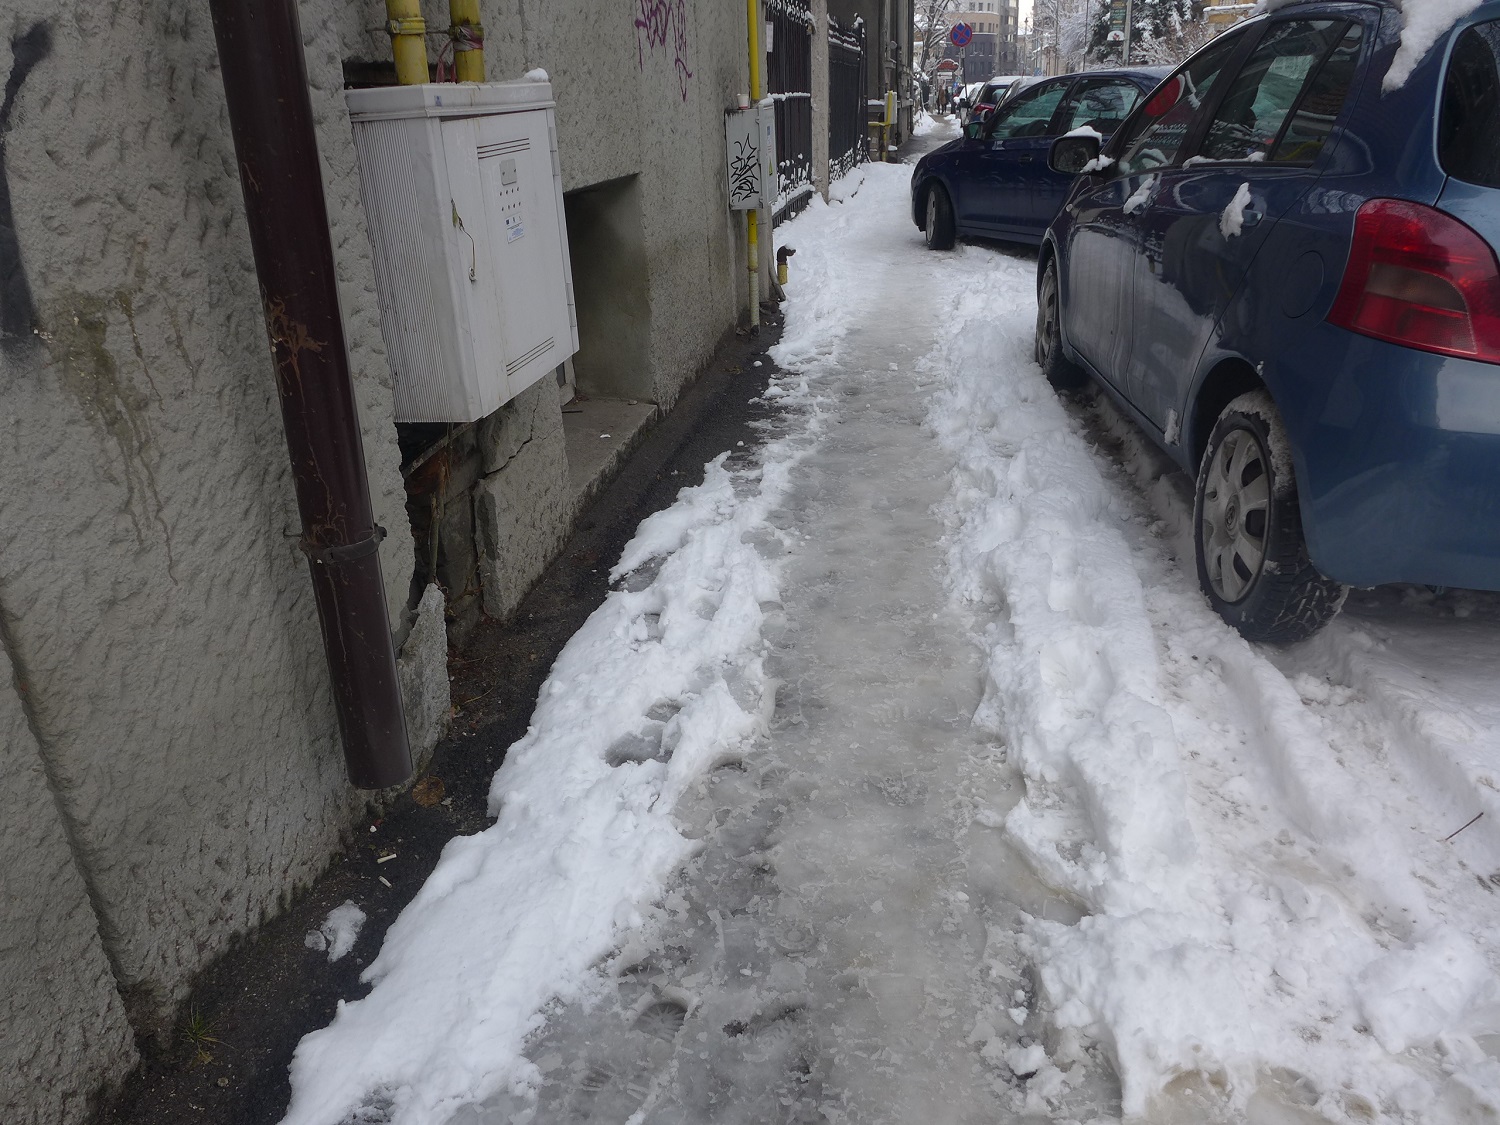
[474,383,576,622]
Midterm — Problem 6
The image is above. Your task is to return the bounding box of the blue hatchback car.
[1037,0,1500,641]
[911,67,1170,248]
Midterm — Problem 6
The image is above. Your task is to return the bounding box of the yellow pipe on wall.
[385,0,427,85]
[450,0,485,83]
[746,0,761,330]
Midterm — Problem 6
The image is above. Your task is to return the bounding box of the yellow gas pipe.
[449,0,485,82]
[746,0,761,331]
[385,0,427,85]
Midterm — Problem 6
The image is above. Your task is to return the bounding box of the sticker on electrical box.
[505,214,526,242]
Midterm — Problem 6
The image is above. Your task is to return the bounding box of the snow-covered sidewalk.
[279,137,1500,1125]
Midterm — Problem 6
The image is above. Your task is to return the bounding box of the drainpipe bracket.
[301,525,388,566]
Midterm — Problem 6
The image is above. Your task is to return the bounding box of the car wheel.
[924,184,956,251]
[1035,257,1088,390]
[1193,391,1347,643]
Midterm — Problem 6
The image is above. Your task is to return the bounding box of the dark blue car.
[912,67,1170,248]
[1037,0,1500,641]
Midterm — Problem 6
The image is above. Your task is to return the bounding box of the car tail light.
[1328,198,1500,364]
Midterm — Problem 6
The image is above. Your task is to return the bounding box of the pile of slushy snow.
[924,248,1500,1121]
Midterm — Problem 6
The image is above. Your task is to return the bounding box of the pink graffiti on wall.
[634,0,693,100]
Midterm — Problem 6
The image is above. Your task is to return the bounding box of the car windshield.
[1441,19,1500,187]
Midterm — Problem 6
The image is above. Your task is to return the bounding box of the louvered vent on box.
[346,82,580,423]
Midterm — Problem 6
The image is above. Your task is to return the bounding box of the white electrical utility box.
[346,82,579,423]
[725,100,777,211]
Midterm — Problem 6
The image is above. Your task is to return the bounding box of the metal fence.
[767,0,814,222]
[828,15,867,180]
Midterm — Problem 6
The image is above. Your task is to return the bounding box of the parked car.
[965,74,1029,123]
[954,80,984,113]
[912,67,1169,248]
[1037,0,1500,642]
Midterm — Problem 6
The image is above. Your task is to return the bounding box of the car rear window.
[1199,20,1345,162]
[1440,20,1500,187]
[1271,21,1363,161]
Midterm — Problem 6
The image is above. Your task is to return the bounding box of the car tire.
[1193,391,1348,643]
[1035,257,1088,390]
[924,183,956,251]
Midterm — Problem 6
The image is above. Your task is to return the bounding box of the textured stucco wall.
[0,0,443,1072]
[327,1,754,622]
[476,0,751,408]
[0,645,137,1125]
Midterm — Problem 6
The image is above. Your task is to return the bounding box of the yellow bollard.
[745,0,762,330]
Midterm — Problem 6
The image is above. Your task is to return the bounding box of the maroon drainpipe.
[207,0,413,789]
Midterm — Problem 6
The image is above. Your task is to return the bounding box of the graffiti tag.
[634,0,693,100]
[728,138,760,207]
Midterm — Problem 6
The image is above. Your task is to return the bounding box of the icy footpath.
[278,379,824,1119]
[495,162,1103,1124]
[927,251,1500,1116]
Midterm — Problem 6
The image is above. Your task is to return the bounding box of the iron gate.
[828,15,867,180]
[767,0,814,222]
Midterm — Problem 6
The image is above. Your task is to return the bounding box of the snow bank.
[279,420,824,1125]
[924,250,1500,1118]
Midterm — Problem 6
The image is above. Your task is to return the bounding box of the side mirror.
[964,121,985,140]
[1049,133,1102,175]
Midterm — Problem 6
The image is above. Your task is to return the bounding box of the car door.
[964,79,1072,236]
[1029,78,1148,236]
[1061,32,1251,382]
[1124,17,1368,432]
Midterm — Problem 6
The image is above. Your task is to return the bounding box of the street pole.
[1123,0,1133,64]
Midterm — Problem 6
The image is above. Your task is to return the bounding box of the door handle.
[1018,154,1033,163]
[1242,209,1264,227]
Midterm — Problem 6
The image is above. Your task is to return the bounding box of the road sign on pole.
[950,21,973,48]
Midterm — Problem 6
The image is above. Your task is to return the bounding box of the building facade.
[940,0,1022,83]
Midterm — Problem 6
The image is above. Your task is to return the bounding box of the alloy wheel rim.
[1037,275,1056,366]
[926,190,938,240]
[1201,427,1271,603]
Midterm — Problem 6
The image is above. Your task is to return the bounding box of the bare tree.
[916,0,957,75]
[1030,0,1099,75]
